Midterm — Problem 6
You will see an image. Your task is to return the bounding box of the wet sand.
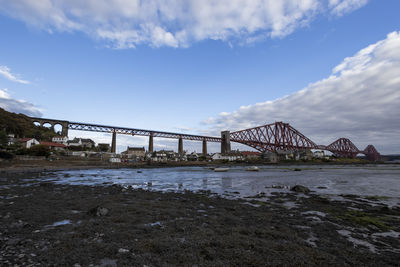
[1,171,399,266]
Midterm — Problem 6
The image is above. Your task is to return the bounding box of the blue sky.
[0,0,399,153]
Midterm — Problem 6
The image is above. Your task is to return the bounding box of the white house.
[211,153,243,162]
[313,150,325,158]
[52,136,68,145]
[18,138,40,149]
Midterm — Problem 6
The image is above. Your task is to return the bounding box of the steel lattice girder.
[68,122,221,142]
[326,138,360,158]
[230,122,318,152]
[363,145,380,161]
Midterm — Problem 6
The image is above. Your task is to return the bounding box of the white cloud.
[0,65,30,84]
[203,31,400,154]
[329,0,368,16]
[0,0,368,48]
[0,88,42,116]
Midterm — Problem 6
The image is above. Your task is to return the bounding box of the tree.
[0,130,8,148]
[28,145,50,157]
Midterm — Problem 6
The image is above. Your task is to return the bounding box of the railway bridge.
[29,117,380,161]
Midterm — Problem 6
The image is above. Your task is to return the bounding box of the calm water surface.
[41,164,400,203]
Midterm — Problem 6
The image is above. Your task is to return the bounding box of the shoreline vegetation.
[1,170,399,266]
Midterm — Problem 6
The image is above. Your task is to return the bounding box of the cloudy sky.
[0,0,399,154]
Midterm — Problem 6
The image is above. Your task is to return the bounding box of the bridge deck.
[68,121,222,142]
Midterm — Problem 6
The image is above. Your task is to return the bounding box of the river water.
[40,164,400,204]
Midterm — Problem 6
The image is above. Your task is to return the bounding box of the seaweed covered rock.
[290,185,310,193]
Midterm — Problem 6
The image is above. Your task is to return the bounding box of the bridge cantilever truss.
[229,123,380,161]
[230,122,317,152]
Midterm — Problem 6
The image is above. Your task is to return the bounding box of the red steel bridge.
[29,117,380,161]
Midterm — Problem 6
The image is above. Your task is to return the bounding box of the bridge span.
[29,117,380,161]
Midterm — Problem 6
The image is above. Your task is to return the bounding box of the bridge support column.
[148,133,154,152]
[202,139,207,156]
[178,137,183,155]
[61,122,69,137]
[221,131,231,154]
[111,130,117,153]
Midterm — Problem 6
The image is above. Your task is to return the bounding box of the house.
[67,138,82,147]
[67,138,95,148]
[40,141,67,151]
[18,138,40,149]
[121,147,146,159]
[97,143,111,152]
[81,138,95,148]
[241,151,262,160]
[313,150,325,158]
[211,152,243,162]
[7,134,16,146]
[52,136,68,145]
[149,150,168,162]
[262,152,279,163]
[186,152,199,161]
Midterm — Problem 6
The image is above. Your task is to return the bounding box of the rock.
[290,185,310,193]
[87,206,109,217]
[99,258,117,267]
[118,248,129,253]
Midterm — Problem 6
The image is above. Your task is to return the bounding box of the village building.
[51,136,68,145]
[241,151,262,160]
[211,152,243,162]
[18,138,40,149]
[313,150,325,158]
[262,152,279,163]
[97,143,111,152]
[186,152,199,161]
[40,141,67,151]
[67,138,95,148]
[121,147,146,159]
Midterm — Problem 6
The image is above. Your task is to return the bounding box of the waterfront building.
[241,151,262,159]
[40,141,67,151]
[18,138,40,149]
[121,147,146,159]
[52,136,68,145]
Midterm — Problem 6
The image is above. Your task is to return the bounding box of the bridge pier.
[202,139,207,156]
[61,122,69,137]
[178,136,183,154]
[111,130,117,153]
[221,131,231,154]
[149,133,154,152]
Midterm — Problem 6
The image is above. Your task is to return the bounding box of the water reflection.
[42,165,400,203]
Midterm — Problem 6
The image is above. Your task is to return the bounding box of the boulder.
[290,185,310,194]
[87,206,109,217]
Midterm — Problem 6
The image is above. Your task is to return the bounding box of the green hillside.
[0,108,60,141]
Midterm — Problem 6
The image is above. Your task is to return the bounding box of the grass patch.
[337,210,392,231]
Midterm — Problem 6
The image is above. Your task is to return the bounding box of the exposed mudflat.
[1,172,399,266]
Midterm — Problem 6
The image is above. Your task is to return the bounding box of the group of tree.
[0,108,60,141]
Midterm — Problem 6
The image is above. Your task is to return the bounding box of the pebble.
[118,248,129,253]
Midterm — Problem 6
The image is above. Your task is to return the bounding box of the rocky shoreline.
[1,171,399,266]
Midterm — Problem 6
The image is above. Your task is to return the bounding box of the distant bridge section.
[228,122,380,161]
[29,117,221,154]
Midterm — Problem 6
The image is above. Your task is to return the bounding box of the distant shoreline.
[0,159,393,175]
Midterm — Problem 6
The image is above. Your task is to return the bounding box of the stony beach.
[1,169,399,266]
